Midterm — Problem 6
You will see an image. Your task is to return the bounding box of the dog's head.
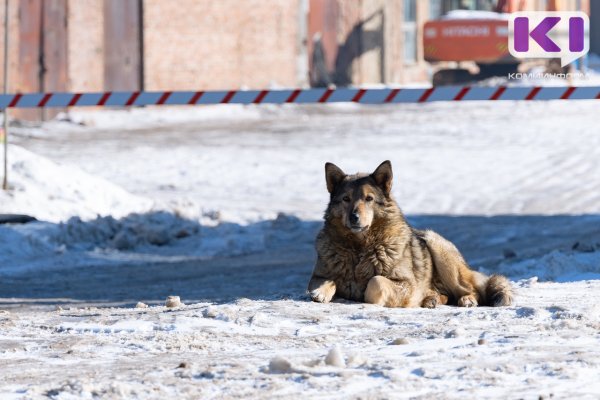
[324,160,394,234]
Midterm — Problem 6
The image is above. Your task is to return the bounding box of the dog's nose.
[349,211,360,224]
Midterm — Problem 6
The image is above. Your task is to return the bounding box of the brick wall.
[143,0,306,90]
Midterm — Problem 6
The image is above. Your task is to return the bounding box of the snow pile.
[497,249,600,282]
[57,212,200,251]
[0,211,319,274]
[0,145,153,222]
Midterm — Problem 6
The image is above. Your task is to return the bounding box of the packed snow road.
[1,100,599,398]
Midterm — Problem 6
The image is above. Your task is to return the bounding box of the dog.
[307,160,513,308]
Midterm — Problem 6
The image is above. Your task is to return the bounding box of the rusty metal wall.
[103,0,142,91]
[16,0,68,120]
[42,0,68,119]
[17,0,42,120]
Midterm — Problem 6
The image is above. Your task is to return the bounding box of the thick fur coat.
[308,161,513,308]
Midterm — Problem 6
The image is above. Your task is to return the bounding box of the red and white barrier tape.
[1,86,599,108]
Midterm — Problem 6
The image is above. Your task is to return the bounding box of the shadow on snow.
[0,212,599,307]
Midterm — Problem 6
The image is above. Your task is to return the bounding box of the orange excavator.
[423,0,566,85]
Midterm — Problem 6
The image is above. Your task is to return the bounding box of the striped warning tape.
[0,86,599,108]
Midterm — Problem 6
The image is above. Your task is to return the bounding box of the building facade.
[0,0,593,119]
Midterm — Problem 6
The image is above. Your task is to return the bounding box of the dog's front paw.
[310,286,335,303]
[421,296,439,309]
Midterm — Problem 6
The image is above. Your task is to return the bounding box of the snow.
[0,145,153,222]
[1,100,599,398]
[1,281,599,398]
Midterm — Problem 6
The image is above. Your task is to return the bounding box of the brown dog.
[307,161,513,308]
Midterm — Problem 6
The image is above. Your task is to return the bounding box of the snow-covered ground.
[1,100,599,398]
[1,279,599,399]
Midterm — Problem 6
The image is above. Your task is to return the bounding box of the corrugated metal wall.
[103,0,142,91]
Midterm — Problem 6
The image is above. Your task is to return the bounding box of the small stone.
[268,356,292,373]
[177,362,188,369]
[165,296,183,308]
[202,307,218,318]
[135,302,148,309]
[478,338,487,345]
[325,346,345,367]
[391,338,410,345]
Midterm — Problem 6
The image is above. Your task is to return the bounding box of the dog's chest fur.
[315,220,424,301]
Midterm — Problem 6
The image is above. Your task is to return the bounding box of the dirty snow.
[1,99,600,398]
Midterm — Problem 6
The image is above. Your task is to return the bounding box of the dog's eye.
[365,195,374,202]
[342,196,351,202]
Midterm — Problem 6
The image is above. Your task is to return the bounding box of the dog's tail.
[484,274,513,307]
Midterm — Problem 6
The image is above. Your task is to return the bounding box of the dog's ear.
[371,160,393,196]
[325,162,346,193]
